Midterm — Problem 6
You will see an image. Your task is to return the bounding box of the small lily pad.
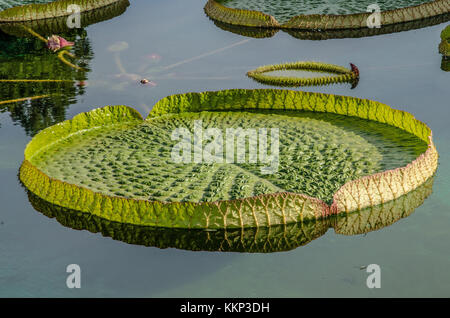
[247,61,359,87]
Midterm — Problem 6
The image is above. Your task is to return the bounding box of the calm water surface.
[0,0,449,297]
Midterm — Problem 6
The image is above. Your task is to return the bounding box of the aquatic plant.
[439,24,450,57]
[211,12,450,40]
[26,175,434,252]
[0,0,124,22]
[0,0,130,36]
[204,0,450,32]
[0,0,54,11]
[20,89,438,229]
[46,34,74,51]
[246,61,359,88]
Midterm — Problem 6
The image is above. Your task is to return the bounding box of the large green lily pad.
[0,0,54,11]
[205,0,449,31]
[211,13,450,40]
[20,89,438,229]
[0,0,130,36]
[217,0,434,23]
[0,0,124,22]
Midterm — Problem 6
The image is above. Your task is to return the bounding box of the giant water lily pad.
[205,0,450,31]
[20,89,438,229]
[217,0,435,23]
[0,0,130,37]
[0,0,54,11]
[211,13,450,40]
[0,0,124,22]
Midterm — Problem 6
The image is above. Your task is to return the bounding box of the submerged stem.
[0,95,51,105]
[57,51,86,71]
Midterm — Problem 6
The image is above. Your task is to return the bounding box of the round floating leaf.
[210,12,450,40]
[0,0,130,37]
[0,0,54,11]
[204,0,450,31]
[20,89,438,229]
[246,61,359,87]
[0,0,125,22]
[217,0,436,23]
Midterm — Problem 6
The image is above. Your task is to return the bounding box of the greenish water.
[218,0,433,23]
[0,0,449,297]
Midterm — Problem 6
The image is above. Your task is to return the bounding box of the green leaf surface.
[0,0,124,22]
[217,0,435,23]
[205,0,449,30]
[30,110,426,205]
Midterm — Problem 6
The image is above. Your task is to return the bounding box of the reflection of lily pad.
[0,0,130,37]
[247,62,359,87]
[26,175,434,253]
[441,57,450,71]
[20,89,438,229]
[205,0,449,31]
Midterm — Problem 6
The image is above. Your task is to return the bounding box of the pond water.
[0,0,449,297]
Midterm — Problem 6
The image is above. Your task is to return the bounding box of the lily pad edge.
[19,88,438,229]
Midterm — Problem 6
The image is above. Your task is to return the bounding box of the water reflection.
[441,57,449,71]
[0,0,130,135]
[26,177,434,253]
